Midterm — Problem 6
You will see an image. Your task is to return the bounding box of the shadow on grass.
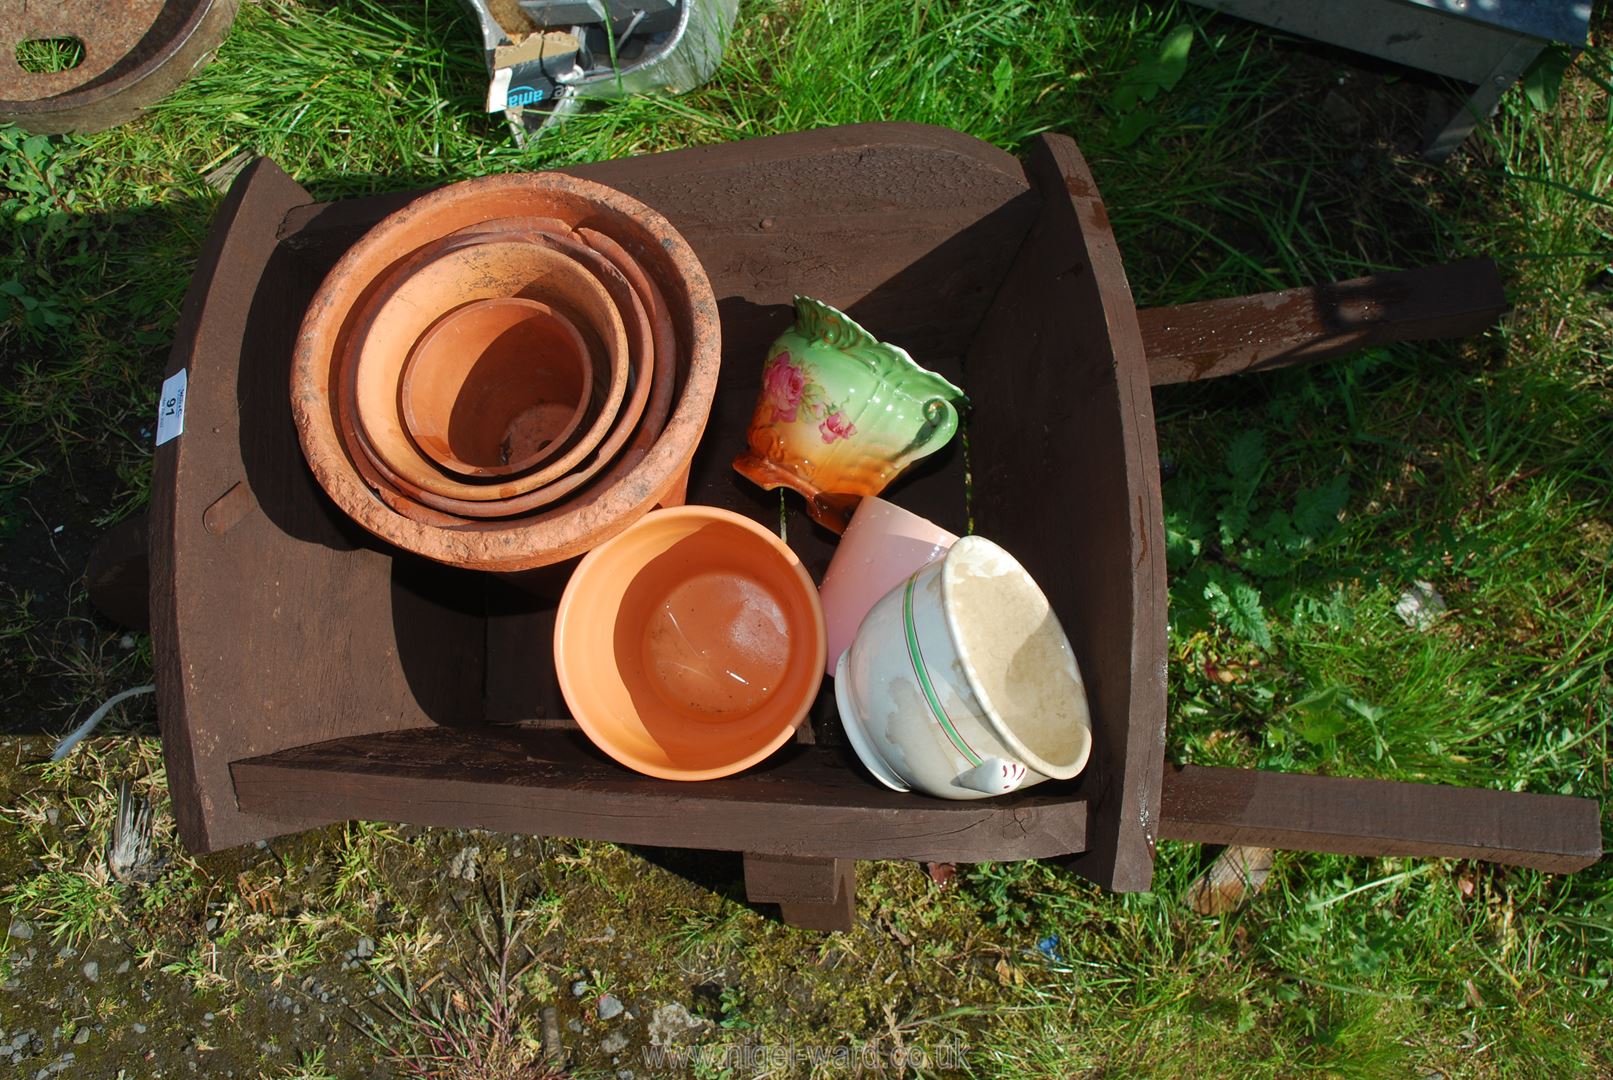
[1,195,222,736]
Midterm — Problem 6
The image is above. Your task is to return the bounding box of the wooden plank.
[150,159,487,853]
[744,853,846,904]
[965,135,1168,892]
[1138,259,1506,385]
[745,854,857,932]
[228,726,1090,863]
[779,888,855,932]
[1158,765,1603,873]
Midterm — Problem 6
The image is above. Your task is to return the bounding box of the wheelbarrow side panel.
[965,134,1169,892]
[150,159,487,853]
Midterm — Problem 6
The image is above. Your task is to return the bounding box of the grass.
[362,878,561,1080]
[13,37,86,76]
[0,0,1610,1075]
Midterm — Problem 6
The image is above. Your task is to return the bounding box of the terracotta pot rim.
[290,170,721,570]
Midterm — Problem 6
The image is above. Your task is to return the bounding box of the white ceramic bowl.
[834,534,1092,799]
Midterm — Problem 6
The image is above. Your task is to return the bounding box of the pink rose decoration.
[762,351,805,423]
[819,410,857,443]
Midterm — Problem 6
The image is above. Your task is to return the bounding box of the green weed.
[362,878,559,1080]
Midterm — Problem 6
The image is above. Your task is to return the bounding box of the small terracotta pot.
[554,506,826,780]
[388,225,660,519]
[400,297,594,478]
[292,171,721,570]
[396,227,686,529]
[404,223,685,519]
[349,224,682,525]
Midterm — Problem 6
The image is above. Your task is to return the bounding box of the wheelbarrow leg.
[86,511,151,631]
[742,853,856,931]
[1138,258,1506,385]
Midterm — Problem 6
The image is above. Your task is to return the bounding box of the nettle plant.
[0,126,101,338]
[1164,426,1352,652]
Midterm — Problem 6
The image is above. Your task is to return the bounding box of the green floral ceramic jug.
[732,297,966,532]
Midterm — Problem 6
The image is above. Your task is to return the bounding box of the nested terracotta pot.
[400,297,594,479]
[374,223,663,519]
[345,232,645,507]
[291,172,720,571]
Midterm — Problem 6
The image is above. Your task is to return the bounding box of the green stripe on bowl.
[903,574,982,767]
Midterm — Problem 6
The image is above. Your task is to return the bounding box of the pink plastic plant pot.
[817,495,957,678]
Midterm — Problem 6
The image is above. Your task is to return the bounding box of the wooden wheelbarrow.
[89,123,1601,930]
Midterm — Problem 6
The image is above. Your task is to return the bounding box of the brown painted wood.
[229,726,1089,863]
[1138,258,1506,384]
[150,158,486,852]
[964,135,1169,893]
[1158,765,1602,873]
[744,853,845,904]
[85,512,150,631]
[779,889,855,932]
[745,854,857,932]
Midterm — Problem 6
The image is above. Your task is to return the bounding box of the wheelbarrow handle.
[1158,763,1601,873]
[1138,257,1506,385]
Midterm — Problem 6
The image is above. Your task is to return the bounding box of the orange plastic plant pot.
[554,506,826,781]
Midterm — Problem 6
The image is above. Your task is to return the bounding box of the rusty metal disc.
[0,0,239,134]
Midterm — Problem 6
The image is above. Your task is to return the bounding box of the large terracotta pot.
[291,172,720,570]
